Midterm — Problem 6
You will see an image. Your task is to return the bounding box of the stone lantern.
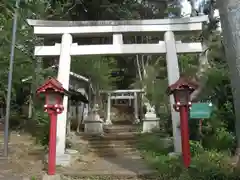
[166,76,199,168]
[36,77,68,175]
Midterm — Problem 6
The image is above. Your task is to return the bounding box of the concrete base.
[84,111,104,134]
[104,119,112,125]
[65,149,78,155]
[133,118,140,124]
[142,120,159,133]
[84,121,104,134]
[168,152,181,159]
[23,178,30,180]
[45,153,71,167]
[160,137,173,148]
[56,153,71,167]
[42,174,60,180]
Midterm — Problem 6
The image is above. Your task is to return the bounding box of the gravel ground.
[0,132,45,179]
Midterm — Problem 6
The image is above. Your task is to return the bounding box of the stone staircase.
[86,125,141,157]
[60,124,158,179]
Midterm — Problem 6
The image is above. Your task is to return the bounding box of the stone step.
[89,146,137,151]
[84,139,138,145]
[89,152,141,157]
[61,172,158,180]
[104,125,140,133]
[88,147,140,156]
[81,132,139,141]
[88,143,135,149]
[111,120,135,125]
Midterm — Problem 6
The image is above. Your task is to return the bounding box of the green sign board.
[190,103,213,119]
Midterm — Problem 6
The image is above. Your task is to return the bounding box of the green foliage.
[31,176,36,180]
[137,133,239,180]
[8,110,27,129]
[0,0,45,104]
[136,132,173,156]
[189,140,204,156]
[203,126,236,151]
[186,151,236,180]
[71,56,121,90]
[33,110,49,148]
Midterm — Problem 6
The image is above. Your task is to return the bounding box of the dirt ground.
[0,131,45,179]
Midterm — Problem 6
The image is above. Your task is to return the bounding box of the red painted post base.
[48,111,57,175]
[179,105,191,168]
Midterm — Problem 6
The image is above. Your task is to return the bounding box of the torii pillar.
[56,33,72,156]
[164,31,182,153]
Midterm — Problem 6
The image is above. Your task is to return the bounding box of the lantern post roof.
[166,76,199,95]
[36,77,68,95]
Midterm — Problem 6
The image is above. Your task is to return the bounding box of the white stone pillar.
[134,92,140,123]
[66,100,71,136]
[28,95,33,118]
[77,102,82,123]
[105,93,112,125]
[164,32,182,153]
[56,33,72,155]
[113,33,123,44]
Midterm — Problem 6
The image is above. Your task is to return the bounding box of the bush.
[203,126,235,151]
[190,140,204,156]
[33,111,49,148]
[136,132,173,156]
[9,110,27,130]
[137,133,240,180]
[215,127,235,151]
[186,151,236,180]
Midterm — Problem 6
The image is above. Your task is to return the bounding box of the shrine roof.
[21,65,92,103]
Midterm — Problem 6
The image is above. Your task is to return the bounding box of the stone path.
[59,125,157,179]
[0,153,22,180]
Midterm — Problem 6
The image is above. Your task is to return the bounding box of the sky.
[180,0,192,17]
[180,0,221,31]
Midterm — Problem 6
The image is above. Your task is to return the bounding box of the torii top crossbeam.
[27,16,208,57]
[27,15,208,36]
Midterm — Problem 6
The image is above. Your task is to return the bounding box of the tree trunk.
[217,0,240,163]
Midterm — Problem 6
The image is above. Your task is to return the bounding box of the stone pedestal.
[84,120,104,134]
[56,153,71,166]
[104,119,112,125]
[133,118,140,124]
[142,110,160,133]
[45,153,72,167]
[84,110,104,135]
[168,152,181,159]
[42,174,60,180]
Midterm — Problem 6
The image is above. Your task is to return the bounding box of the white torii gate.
[100,89,144,124]
[27,15,208,161]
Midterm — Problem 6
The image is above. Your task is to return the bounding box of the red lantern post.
[167,77,199,168]
[36,78,67,175]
